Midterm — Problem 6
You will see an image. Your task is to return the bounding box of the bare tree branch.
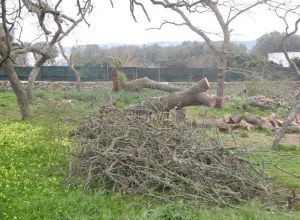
[58,42,81,89]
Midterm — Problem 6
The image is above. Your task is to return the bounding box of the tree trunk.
[125,77,183,93]
[58,42,81,90]
[215,28,230,108]
[272,100,300,149]
[76,74,81,90]
[123,77,216,114]
[26,57,47,101]
[216,64,225,108]
[3,59,29,119]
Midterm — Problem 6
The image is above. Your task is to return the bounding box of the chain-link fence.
[0,66,246,82]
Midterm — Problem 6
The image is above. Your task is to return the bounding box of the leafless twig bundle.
[70,104,269,207]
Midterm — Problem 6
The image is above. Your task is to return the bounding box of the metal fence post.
[106,65,109,81]
[135,67,138,80]
[158,67,161,82]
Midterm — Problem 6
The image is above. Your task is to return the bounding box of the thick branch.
[272,95,300,149]
[125,77,183,93]
[282,17,300,78]
[58,42,81,89]
[124,77,216,114]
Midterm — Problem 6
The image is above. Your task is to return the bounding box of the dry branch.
[70,104,268,207]
[272,100,300,149]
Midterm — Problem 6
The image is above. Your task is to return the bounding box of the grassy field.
[0,87,300,220]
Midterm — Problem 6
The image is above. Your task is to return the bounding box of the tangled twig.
[70,104,269,207]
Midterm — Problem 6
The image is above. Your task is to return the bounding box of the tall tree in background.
[0,0,92,118]
[253,31,300,57]
[131,0,265,108]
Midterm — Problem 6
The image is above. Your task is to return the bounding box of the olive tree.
[0,0,92,118]
[130,0,265,107]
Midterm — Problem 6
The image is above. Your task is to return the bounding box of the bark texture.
[272,100,300,149]
[125,77,183,93]
[3,59,29,118]
[124,77,216,114]
[0,24,29,118]
[58,42,81,89]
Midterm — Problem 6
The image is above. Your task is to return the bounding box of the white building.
[26,50,69,66]
[268,52,300,67]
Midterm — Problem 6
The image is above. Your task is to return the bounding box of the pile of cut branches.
[70,105,269,207]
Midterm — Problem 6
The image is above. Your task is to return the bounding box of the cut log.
[125,77,183,93]
[192,119,238,131]
[296,114,300,123]
[267,113,279,129]
[230,114,243,124]
[223,114,232,123]
[244,112,275,131]
[276,119,284,126]
[290,121,299,127]
[260,118,275,131]
[286,125,300,133]
[238,119,255,131]
[124,78,216,114]
[244,112,262,125]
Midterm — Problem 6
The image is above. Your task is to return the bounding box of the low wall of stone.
[0,81,112,90]
[0,80,299,91]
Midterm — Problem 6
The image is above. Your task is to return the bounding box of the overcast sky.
[20,0,300,46]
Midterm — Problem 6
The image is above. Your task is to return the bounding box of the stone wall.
[0,80,299,91]
[0,81,112,90]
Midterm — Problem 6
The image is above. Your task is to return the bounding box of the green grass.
[0,91,19,116]
[186,100,273,120]
[0,88,300,219]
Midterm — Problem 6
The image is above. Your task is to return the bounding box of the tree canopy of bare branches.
[266,0,300,79]
[0,0,93,118]
[129,0,266,108]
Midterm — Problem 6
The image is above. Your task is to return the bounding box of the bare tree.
[58,43,81,89]
[277,3,300,79]
[0,0,92,118]
[130,0,265,107]
[266,0,300,149]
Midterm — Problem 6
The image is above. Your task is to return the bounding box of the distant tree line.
[67,31,300,69]
[71,41,247,68]
[14,31,300,70]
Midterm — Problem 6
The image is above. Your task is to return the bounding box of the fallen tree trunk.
[192,110,300,133]
[125,77,183,93]
[286,125,300,133]
[192,119,238,131]
[124,77,216,114]
[244,112,274,131]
